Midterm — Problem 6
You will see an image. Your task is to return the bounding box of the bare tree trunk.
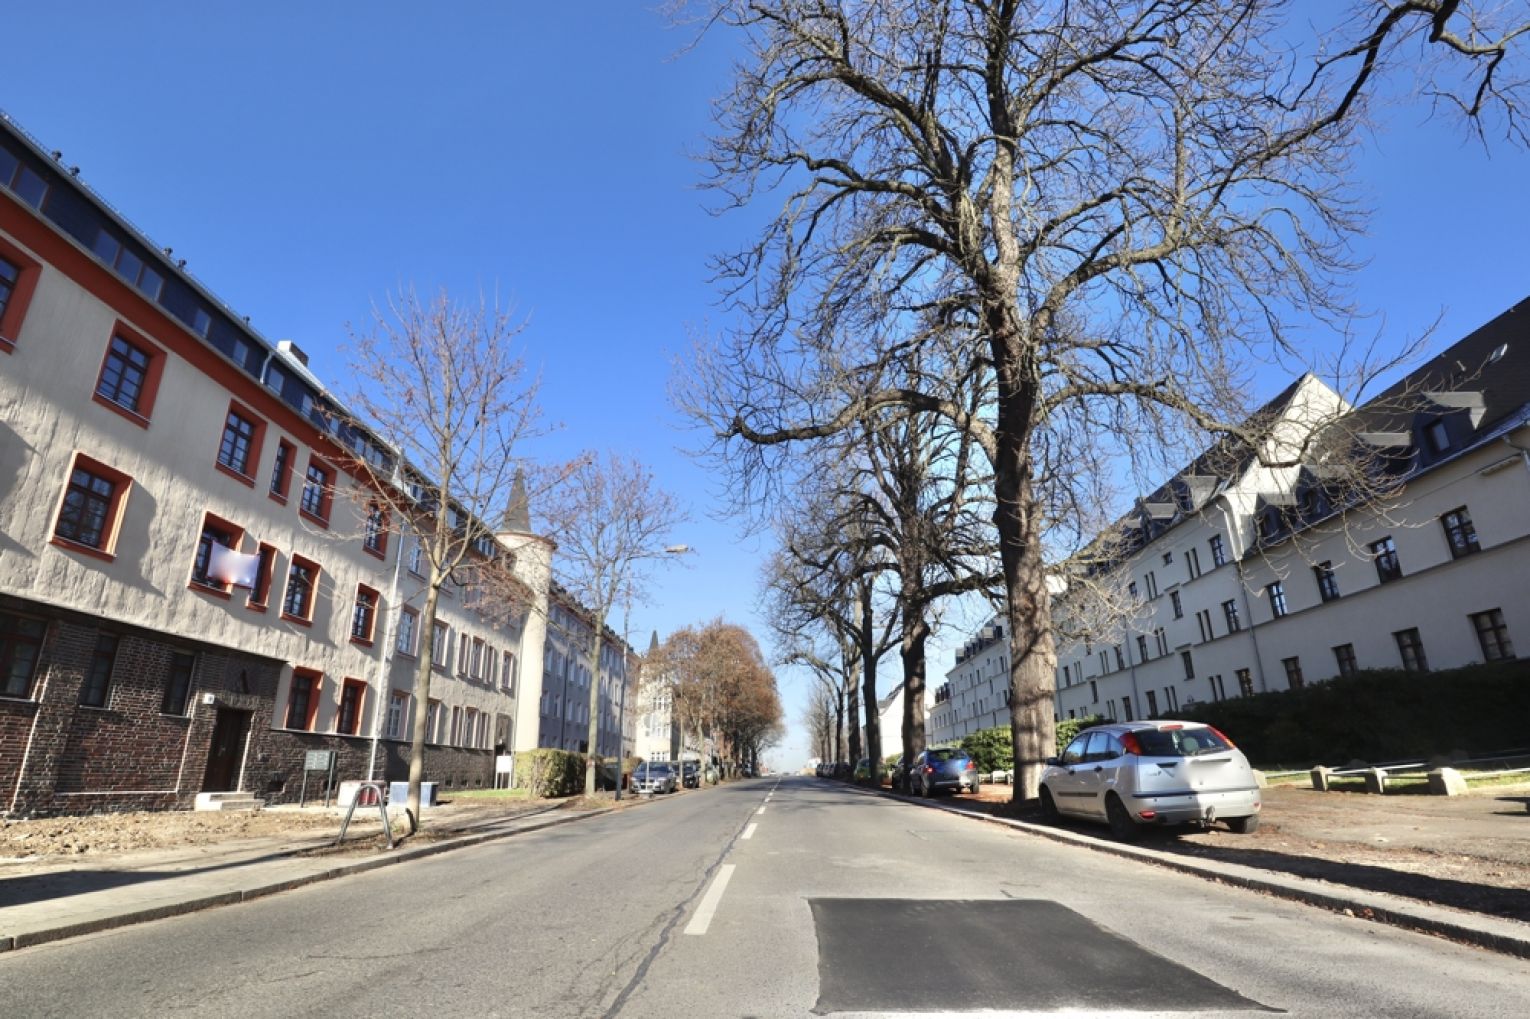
[405,581,443,833]
[858,581,881,780]
[833,685,845,763]
[584,624,603,796]
[899,602,930,763]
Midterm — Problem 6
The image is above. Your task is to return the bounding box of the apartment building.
[0,116,549,816]
[1051,300,1530,722]
[928,622,1010,745]
[536,585,638,759]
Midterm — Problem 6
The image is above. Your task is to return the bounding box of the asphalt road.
[3,777,1529,1017]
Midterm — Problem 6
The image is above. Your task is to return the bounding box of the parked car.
[888,756,909,791]
[632,762,678,795]
[1038,721,1261,840]
[908,747,981,796]
[832,760,852,780]
[852,757,873,782]
[680,761,701,788]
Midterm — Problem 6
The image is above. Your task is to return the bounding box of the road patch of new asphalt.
[875,784,1530,960]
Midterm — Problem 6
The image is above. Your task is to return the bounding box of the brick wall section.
[252,732,494,804]
[0,700,39,806]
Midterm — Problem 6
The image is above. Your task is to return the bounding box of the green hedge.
[1176,660,1530,767]
[1055,715,1106,756]
[511,748,586,797]
[959,727,1012,772]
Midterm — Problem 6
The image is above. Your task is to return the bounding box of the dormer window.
[1425,418,1450,454]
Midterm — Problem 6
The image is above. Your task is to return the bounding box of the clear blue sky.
[5,3,1527,769]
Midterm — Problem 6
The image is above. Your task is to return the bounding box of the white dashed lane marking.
[742,822,757,840]
[685,864,736,935]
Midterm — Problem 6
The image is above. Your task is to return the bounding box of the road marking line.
[684,864,736,936]
[756,805,766,815]
[742,822,757,840]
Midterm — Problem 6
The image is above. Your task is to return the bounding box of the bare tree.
[540,452,687,796]
[340,289,542,832]
[678,0,1527,798]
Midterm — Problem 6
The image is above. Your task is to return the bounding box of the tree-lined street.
[5,780,1529,1017]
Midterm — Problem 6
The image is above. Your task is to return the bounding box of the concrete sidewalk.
[0,801,608,952]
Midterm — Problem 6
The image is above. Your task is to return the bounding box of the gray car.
[632,762,677,795]
[1039,721,1261,840]
[908,747,981,796]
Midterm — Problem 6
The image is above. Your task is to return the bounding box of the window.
[1181,650,1195,680]
[1333,643,1358,677]
[1154,627,1168,656]
[1145,571,1158,599]
[247,543,278,611]
[269,439,296,502]
[1113,645,1125,671]
[1,612,47,699]
[190,513,243,594]
[1145,690,1158,716]
[93,330,164,424]
[1282,656,1304,690]
[397,607,419,657]
[1163,685,1179,712]
[432,622,450,668]
[1136,634,1149,662]
[1221,599,1241,633]
[503,650,517,695]
[1236,668,1254,697]
[1441,507,1480,559]
[1162,551,1173,565]
[161,652,195,715]
[215,403,264,482]
[427,699,443,743]
[1196,609,1213,643]
[351,585,379,644]
[386,690,408,739]
[1089,680,1098,703]
[471,637,485,680]
[1208,674,1226,701]
[1267,582,1288,619]
[450,706,462,745]
[90,230,164,300]
[1127,580,1138,601]
[363,503,389,558]
[53,455,132,556]
[1425,418,1450,454]
[337,678,367,736]
[299,459,333,526]
[1370,536,1402,583]
[1170,590,1183,619]
[1185,547,1201,581]
[1471,609,1515,662]
[1314,562,1340,602]
[2,151,48,208]
[1121,695,1134,722]
[281,555,319,623]
[286,669,321,730]
[1394,628,1428,673]
[0,238,42,350]
[408,538,425,576]
[1209,534,1227,567]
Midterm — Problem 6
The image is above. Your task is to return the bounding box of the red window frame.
[298,456,334,527]
[188,510,246,598]
[337,678,367,736]
[280,554,321,626]
[0,233,42,352]
[285,668,322,731]
[350,583,380,646]
[50,452,133,562]
[269,438,296,504]
[214,399,267,486]
[246,542,278,612]
[91,322,167,429]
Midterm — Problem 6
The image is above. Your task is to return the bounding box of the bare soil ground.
[954,780,1530,923]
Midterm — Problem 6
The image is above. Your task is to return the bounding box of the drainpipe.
[366,519,408,782]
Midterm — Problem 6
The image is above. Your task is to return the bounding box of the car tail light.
[1208,725,1237,748]
[923,765,934,774]
[1138,809,1157,820]
[965,761,976,770]
[1120,732,1142,755]
[1159,723,1184,731]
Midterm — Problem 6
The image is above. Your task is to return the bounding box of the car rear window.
[927,748,963,761]
[1137,727,1231,757]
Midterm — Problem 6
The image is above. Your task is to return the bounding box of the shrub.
[959,726,1012,773]
[511,748,586,797]
[1177,660,1530,767]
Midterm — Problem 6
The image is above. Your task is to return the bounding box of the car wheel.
[1106,795,1141,842]
[1227,814,1260,835]
[1039,786,1060,823]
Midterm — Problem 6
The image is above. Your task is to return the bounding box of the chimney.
[277,339,310,366]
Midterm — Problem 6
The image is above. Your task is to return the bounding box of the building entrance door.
[202,709,251,792]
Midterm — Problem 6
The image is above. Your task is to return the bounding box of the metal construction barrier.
[336,780,395,849]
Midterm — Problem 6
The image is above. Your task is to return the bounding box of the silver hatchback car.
[1039,721,1261,840]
